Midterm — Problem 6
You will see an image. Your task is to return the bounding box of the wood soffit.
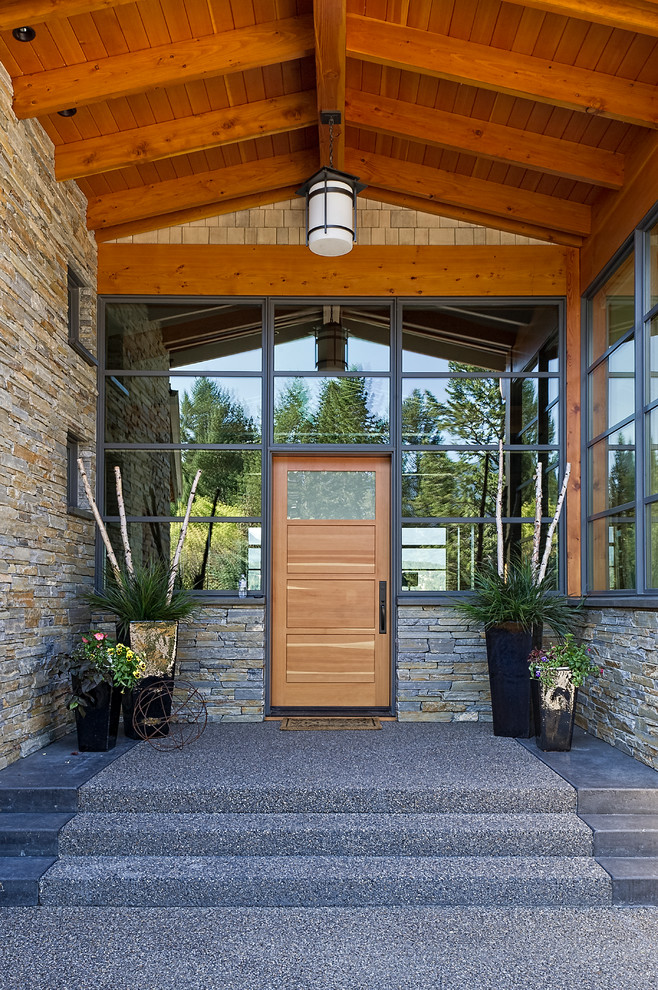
[0,0,657,250]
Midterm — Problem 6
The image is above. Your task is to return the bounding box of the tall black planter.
[123,675,175,739]
[536,670,578,751]
[73,681,121,752]
[485,624,533,738]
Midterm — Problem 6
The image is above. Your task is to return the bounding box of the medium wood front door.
[271,455,391,708]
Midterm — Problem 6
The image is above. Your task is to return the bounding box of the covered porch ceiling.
[0,0,657,253]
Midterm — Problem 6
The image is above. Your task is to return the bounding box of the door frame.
[267,450,395,716]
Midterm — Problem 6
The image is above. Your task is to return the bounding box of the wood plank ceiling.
[0,0,656,246]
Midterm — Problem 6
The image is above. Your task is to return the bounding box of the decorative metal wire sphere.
[132,679,207,751]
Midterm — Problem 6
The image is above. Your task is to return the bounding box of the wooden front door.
[271,455,391,708]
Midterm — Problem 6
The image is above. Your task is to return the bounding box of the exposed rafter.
[506,0,658,39]
[346,13,658,128]
[13,15,314,119]
[365,187,583,247]
[87,150,318,230]
[313,0,347,169]
[346,89,624,189]
[94,187,301,243]
[0,0,135,32]
[56,92,317,181]
[345,150,591,236]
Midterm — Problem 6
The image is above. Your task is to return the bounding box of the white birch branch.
[531,461,543,583]
[114,465,134,576]
[537,462,571,585]
[77,458,122,583]
[496,440,504,578]
[166,469,202,604]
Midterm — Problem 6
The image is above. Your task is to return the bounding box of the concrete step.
[580,814,658,857]
[0,787,79,814]
[577,788,658,815]
[58,811,594,858]
[39,853,612,908]
[597,856,658,905]
[0,813,73,856]
[0,856,57,906]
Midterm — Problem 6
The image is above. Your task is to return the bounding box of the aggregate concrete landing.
[79,721,575,813]
[2,905,658,990]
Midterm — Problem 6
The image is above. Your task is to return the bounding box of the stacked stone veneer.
[176,605,265,720]
[575,607,658,770]
[396,605,491,722]
[0,64,97,767]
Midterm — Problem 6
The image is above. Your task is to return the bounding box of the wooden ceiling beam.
[346,13,658,128]
[364,186,584,247]
[346,89,624,189]
[0,0,135,32]
[313,0,346,169]
[56,91,317,180]
[94,186,300,243]
[13,14,314,119]
[505,0,658,39]
[346,149,591,236]
[87,150,316,230]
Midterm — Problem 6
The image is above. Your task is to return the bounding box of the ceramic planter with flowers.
[55,631,147,751]
[528,635,601,751]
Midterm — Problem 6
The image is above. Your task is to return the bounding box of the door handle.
[379,581,387,634]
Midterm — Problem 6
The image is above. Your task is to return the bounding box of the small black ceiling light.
[12,26,36,42]
[58,108,77,117]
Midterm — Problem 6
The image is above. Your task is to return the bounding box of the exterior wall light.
[296,113,366,257]
[12,27,36,42]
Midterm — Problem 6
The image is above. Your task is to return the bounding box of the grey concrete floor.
[2,904,658,989]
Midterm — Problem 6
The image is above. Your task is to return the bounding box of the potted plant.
[528,635,601,751]
[77,461,202,737]
[453,444,577,737]
[55,631,146,750]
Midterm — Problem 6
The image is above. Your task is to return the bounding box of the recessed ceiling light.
[12,26,36,42]
[58,108,78,117]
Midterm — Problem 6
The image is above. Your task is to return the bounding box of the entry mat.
[279,717,382,731]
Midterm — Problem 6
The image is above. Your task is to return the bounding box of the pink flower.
[94,633,106,641]
[82,637,89,643]
[600,668,604,675]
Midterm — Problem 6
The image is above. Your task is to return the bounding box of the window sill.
[583,596,658,610]
[67,506,94,520]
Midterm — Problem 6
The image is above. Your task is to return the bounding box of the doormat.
[279,717,382,731]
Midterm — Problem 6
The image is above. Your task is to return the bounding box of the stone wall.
[576,607,658,770]
[0,63,97,768]
[176,605,265,721]
[396,605,491,721]
[112,197,547,247]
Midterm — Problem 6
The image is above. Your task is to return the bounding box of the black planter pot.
[123,675,175,739]
[73,681,121,752]
[536,669,578,751]
[485,624,533,738]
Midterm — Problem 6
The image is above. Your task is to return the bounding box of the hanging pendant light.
[316,306,347,371]
[296,113,366,257]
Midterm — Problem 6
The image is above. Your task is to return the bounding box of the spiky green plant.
[453,560,578,636]
[82,560,201,643]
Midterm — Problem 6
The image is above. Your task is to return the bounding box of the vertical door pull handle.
[379,581,387,634]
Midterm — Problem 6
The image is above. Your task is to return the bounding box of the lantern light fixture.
[296,112,366,257]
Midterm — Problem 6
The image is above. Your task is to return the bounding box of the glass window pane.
[646,503,658,589]
[104,450,261,516]
[589,253,634,363]
[287,471,375,519]
[588,431,635,515]
[402,379,504,445]
[646,315,658,403]
[106,522,259,591]
[650,222,658,313]
[646,408,658,495]
[589,513,636,592]
[401,522,556,591]
[274,305,390,371]
[105,303,262,371]
[106,376,262,443]
[402,304,558,373]
[402,451,558,518]
[273,377,389,444]
[588,338,635,437]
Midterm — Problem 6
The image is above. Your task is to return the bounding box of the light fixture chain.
[329,115,334,169]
